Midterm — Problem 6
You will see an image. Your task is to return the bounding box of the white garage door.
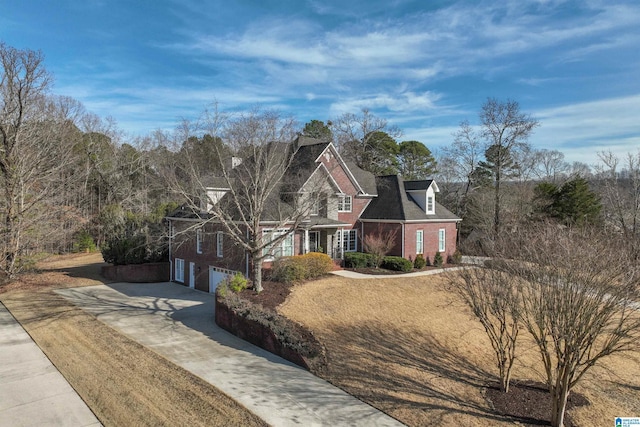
[208,266,236,293]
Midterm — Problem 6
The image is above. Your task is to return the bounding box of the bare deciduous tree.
[533,149,569,183]
[362,226,398,268]
[157,105,325,292]
[447,266,520,392]
[0,43,87,277]
[479,98,539,235]
[331,108,402,170]
[596,150,640,260]
[499,225,640,427]
[437,120,485,216]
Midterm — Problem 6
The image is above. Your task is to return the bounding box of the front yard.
[277,274,640,426]
[0,253,266,427]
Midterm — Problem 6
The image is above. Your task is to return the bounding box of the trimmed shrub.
[344,252,377,268]
[228,273,248,292]
[271,257,307,284]
[414,253,426,269]
[434,251,443,267]
[301,252,334,278]
[271,252,334,283]
[451,249,463,264]
[381,256,413,272]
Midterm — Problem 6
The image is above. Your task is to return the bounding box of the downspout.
[168,219,173,282]
[401,223,405,258]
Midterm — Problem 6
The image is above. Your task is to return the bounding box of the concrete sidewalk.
[56,282,404,427]
[332,266,467,279]
[0,303,101,427]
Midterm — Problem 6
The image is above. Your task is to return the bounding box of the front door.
[309,231,320,252]
[189,262,195,289]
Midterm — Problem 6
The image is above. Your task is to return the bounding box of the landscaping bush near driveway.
[215,288,327,373]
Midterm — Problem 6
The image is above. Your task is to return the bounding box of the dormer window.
[338,195,352,212]
[427,196,434,214]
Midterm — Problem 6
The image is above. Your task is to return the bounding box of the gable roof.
[344,161,377,196]
[360,175,460,222]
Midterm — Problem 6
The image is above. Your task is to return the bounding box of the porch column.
[304,229,309,254]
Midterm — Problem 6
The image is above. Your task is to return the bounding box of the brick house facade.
[167,136,461,291]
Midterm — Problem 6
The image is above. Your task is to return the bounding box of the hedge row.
[217,290,323,359]
[346,250,463,272]
[343,252,377,268]
[381,256,413,272]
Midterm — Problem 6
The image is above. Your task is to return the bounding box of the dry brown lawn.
[0,253,266,427]
[279,274,640,427]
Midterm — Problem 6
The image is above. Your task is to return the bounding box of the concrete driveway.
[56,282,404,427]
[0,302,101,427]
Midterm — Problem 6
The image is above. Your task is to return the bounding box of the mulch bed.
[239,280,293,310]
[485,381,589,427]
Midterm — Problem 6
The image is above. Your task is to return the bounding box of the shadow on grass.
[323,322,549,426]
[42,262,112,284]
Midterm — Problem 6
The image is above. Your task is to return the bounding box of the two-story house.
[166,136,461,292]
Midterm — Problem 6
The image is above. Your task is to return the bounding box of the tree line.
[2,41,639,278]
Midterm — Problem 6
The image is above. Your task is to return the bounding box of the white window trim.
[341,229,357,252]
[175,258,185,283]
[216,231,224,258]
[438,229,446,252]
[416,230,424,254]
[262,229,295,259]
[196,228,203,254]
[338,195,352,212]
[427,196,434,214]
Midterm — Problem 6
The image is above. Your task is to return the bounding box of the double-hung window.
[416,230,424,254]
[175,258,185,283]
[262,229,294,259]
[438,229,446,252]
[341,229,357,252]
[196,228,203,254]
[216,232,224,258]
[338,195,352,212]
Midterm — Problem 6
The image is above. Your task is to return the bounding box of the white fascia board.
[319,143,365,195]
[358,218,461,224]
[301,162,344,194]
[164,216,207,223]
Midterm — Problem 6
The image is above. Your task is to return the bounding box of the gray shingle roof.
[360,175,460,222]
[344,161,378,196]
[404,180,434,191]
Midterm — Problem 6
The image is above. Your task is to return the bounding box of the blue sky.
[2,0,639,164]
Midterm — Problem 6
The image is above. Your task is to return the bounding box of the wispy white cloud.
[533,94,640,152]
[21,0,639,163]
[170,0,640,91]
[329,91,443,115]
